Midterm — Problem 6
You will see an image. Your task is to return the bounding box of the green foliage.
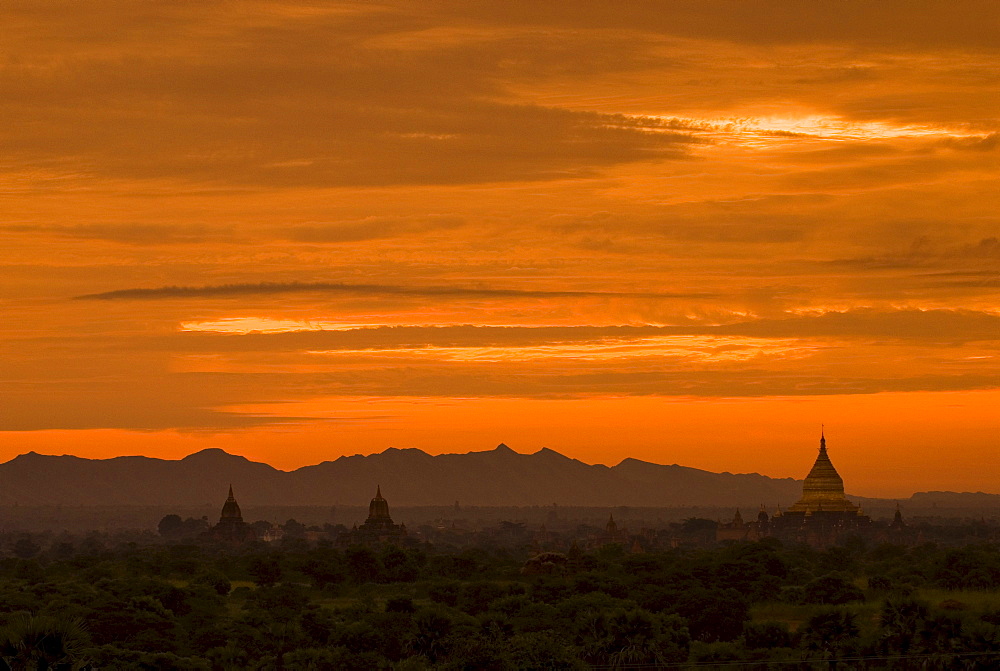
[247,555,282,587]
[801,572,866,605]
[742,620,792,649]
[0,532,996,667]
[673,587,749,641]
[576,608,690,668]
[11,537,40,560]
[688,640,744,664]
[156,516,208,540]
[799,607,860,657]
[0,614,90,671]
[877,596,934,656]
[192,571,231,596]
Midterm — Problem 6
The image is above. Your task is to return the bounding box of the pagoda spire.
[367,485,392,524]
[220,484,242,522]
[787,430,860,514]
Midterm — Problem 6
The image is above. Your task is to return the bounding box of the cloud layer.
[2,1,999,494]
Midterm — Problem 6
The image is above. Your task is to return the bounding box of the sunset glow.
[4,1,999,497]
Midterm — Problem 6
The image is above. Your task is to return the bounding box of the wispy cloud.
[165,309,1000,344]
[281,215,466,243]
[74,282,715,301]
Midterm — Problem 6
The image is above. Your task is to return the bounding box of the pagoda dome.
[368,485,392,522]
[787,432,860,514]
[220,485,243,522]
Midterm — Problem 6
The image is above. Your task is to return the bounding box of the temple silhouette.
[210,485,255,543]
[199,433,913,551]
[717,431,910,547]
[336,485,409,547]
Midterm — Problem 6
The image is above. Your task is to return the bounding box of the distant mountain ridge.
[0,444,989,509]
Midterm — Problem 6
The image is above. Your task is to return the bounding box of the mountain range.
[1,445,995,510]
[0,444,807,508]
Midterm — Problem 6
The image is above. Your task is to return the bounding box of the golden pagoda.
[786,430,861,514]
[714,433,890,548]
[767,429,871,547]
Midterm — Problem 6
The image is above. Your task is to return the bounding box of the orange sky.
[2,1,998,498]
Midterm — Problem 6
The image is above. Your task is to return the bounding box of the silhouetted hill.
[910,491,1000,509]
[0,448,290,507]
[0,444,931,509]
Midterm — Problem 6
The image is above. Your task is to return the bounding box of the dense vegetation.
[1,532,999,669]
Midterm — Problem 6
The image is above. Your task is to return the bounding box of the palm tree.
[877,597,929,655]
[799,607,860,666]
[0,614,91,671]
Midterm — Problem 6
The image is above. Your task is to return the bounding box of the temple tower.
[220,484,243,523]
[212,484,253,543]
[787,430,860,514]
[337,486,408,546]
[769,430,871,547]
[365,485,395,529]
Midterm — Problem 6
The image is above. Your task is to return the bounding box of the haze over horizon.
[3,2,998,499]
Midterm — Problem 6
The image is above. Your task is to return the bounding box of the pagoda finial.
[376,484,383,499]
[820,425,826,451]
[228,484,234,500]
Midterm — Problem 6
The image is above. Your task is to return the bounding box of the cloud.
[938,133,1000,152]
[832,237,1000,272]
[5,308,1000,432]
[0,2,701,188]
[0,223,237,245]
[446,0,1000,50]
[281,215,465,243]
[141,309,1000,354]
[174,369,1000,401]
[73,282,714,301]
[711,309,1000,342]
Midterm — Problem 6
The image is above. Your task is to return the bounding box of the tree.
[673,587,749,642]
[193,571,231,596]
[0,615,90,671]
[507,631,586,670]
[12,537,40,560]
[409,609,457,664]
[799,608,859,658]
[300,557,345,590]
[801,573,865,605]
[878,597,929,655]
[386,597,416,614]
[743,621,792,649]
[157,515,184,539]
[867,575,893,592]
[282,519,306,538]
[345,547,381,584]
[427,581,460,607]
[577,608,689,668]
[681,518,718,533]
[381,546,421,583]
[248,555,283,587]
